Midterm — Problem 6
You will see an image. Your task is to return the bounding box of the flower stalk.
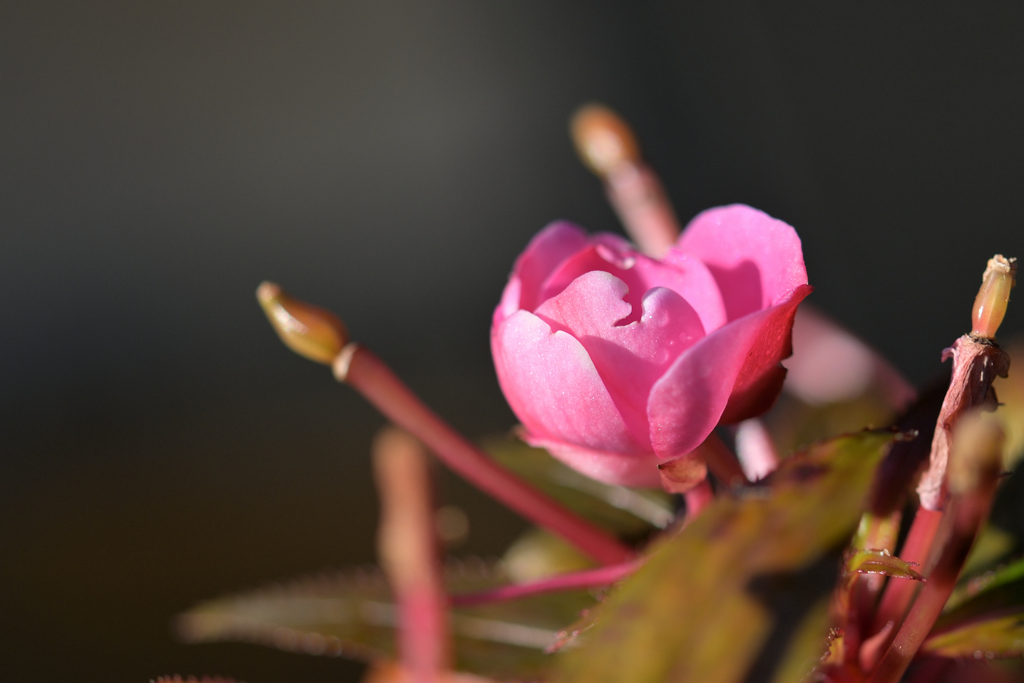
[257,282,633,566]
[373,427,450,682]
[571,104,681,257]
[337,343,635,565]
[867,413,1004,683]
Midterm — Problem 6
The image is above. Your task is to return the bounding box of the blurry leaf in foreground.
[177,560,594,681]
[485,437,674,537]
[924,556,1024,659]
[362,660,497,682]
[552,431,896,683]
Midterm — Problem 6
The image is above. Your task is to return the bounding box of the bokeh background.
[3,3,1023,682]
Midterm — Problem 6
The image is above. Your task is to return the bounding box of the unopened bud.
[256,281,348,364]
[971,255,1016,339]
[570,104,641,178]
[948,410,1005,497]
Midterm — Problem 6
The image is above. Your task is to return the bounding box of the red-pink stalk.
[451,559,642,607]
[373,428,449,683]
[867,414,1003,683]
[869,507,942,637]
[695,432,750,488]
[683,478,714,520]
[733,418,780,481]
[337,344,634,566]
[604,164,681,258]
[570,104,681,257]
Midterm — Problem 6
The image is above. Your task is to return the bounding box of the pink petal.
[534,271,705,449]
[511,221,590,313]
[492,309,646,458]
[677,205,808,321]
[538,240,726,331]
[648,284,812,460]
[522,435,662,487]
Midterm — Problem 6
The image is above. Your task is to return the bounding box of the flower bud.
[971,255,1016,339]
[256,281,348,364]
[570,104,641,178]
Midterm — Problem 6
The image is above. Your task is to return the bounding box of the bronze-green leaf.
[177,560,595,681]
[924,556,1024,659]
[552,431,896,683]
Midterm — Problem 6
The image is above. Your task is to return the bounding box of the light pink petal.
[652,249,727,332]
[522,434,662,488]
[492,309,646,457]
[534,271,705,448]
[538,239,726,332]
[648,284,812,460]
[677,205,807,321]
[511,221,590,313]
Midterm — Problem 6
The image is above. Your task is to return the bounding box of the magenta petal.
[512,221,590,313]
[492,309,646,457]
[647,284,812,460]
[534,271,705,448]
[522,435,662,487]
[677,205,807,321]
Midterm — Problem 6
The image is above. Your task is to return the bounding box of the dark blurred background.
[2,3,1022,682]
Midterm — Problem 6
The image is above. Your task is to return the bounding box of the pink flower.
[491,205,812,487]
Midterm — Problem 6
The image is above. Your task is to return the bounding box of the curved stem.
[867,484,996,683]
[451,559,642,607]
[695,432,750,488]
[337,344,635,566]
[605,164,681,258]
[870,507,942,637]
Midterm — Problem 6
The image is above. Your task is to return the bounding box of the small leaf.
[177,560,595,681]
[846,549,923,581]
[552,431,896,683]
[485,437,674,536]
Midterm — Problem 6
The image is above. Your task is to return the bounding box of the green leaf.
[485,437,674,537]
[924,614,1024,659]
[551,431,896,683]
[846,549,923,581]
[924,556,1024,659]
[177,560,595,680]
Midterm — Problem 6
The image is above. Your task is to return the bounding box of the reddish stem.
[695,432,750,488]
[866,482,996,683]
[373,428,450,682]
[605,163,681,258]
[870,507,942,637]
[451,559,642,607]
[733,418,780,481]
[337,345,635,566]
[683,478,715,520]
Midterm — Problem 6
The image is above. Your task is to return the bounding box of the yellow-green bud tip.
[971,255,1017,339]
[570,104,641,178]
[256,281,348,364]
